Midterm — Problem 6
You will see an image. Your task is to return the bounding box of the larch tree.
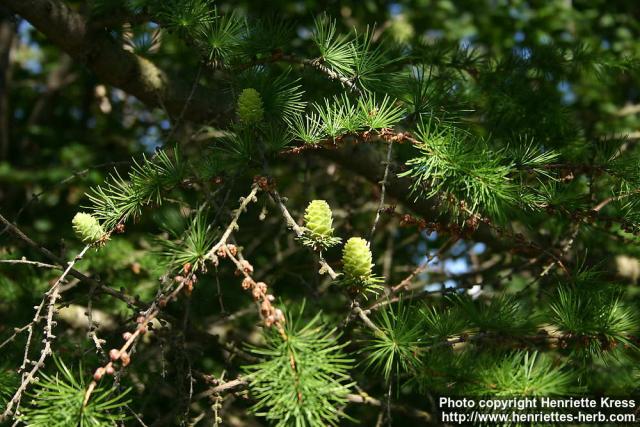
[1,0,640,426]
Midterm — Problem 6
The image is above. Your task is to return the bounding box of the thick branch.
[1,0,231,123]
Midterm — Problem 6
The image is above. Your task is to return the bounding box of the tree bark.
[0,6,14,160]
[0,0,232,124]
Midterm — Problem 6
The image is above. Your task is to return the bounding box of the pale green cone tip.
[342,237,373,280]
[72,212,105,243]
[237,88,264,125]
[304,200,334,237]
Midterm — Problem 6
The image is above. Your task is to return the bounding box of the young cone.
[342,237,373,281]
[72,212,105,243]
[304,200,334,237]
[237,88,264,125]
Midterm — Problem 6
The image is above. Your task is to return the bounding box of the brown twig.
[370,140,394,239]
[83,272,192,407]
[204,185,260,261]
[0,258,58,269]
[346,393,432,422]
[1,245,91,420]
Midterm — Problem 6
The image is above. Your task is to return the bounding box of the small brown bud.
[227,244,238,257]
[184,280,194,294]
[183,262,192,273]
[241,277,252,290]
[131,262,141,274]
[264,315,275,327]
[122,332,133,341]
[239,260,254,274]
[93,367,105,381]
[105,365,115,375]
[261,300,273,316]
[109,349,120,361]
[120,351,131,367]
[256,282,267,294]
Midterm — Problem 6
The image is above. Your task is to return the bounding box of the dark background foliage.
[1,0,640,425]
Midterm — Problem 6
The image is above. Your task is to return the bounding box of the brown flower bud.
[184,280,194,294]
[183,262,192,273]
[256,282,267,294]
[227,244,238,257]
[105,365,115,375]
[261,300,273,316]
[109,349,120,361]
[93,367,105,381]
[239,260,253,274]
[264,315,275,327]
[241,277,252,290]
[122,332,133,341]
[120,351,131,367]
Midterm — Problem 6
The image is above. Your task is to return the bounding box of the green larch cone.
[72,212,105,243]
[304,200,334,237]
[342,237,373,280]
[237,88,264,125]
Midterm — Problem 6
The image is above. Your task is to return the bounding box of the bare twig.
[370,140,393,239]
[83,272,191,407]
[195,377,248,400]
[352,304,381,334]
[1,245,91,420]
[391,237,457,294]
[0,258,58,269]
[346,393,432,421]
[205,185,260,261]
[0,324,30,351]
